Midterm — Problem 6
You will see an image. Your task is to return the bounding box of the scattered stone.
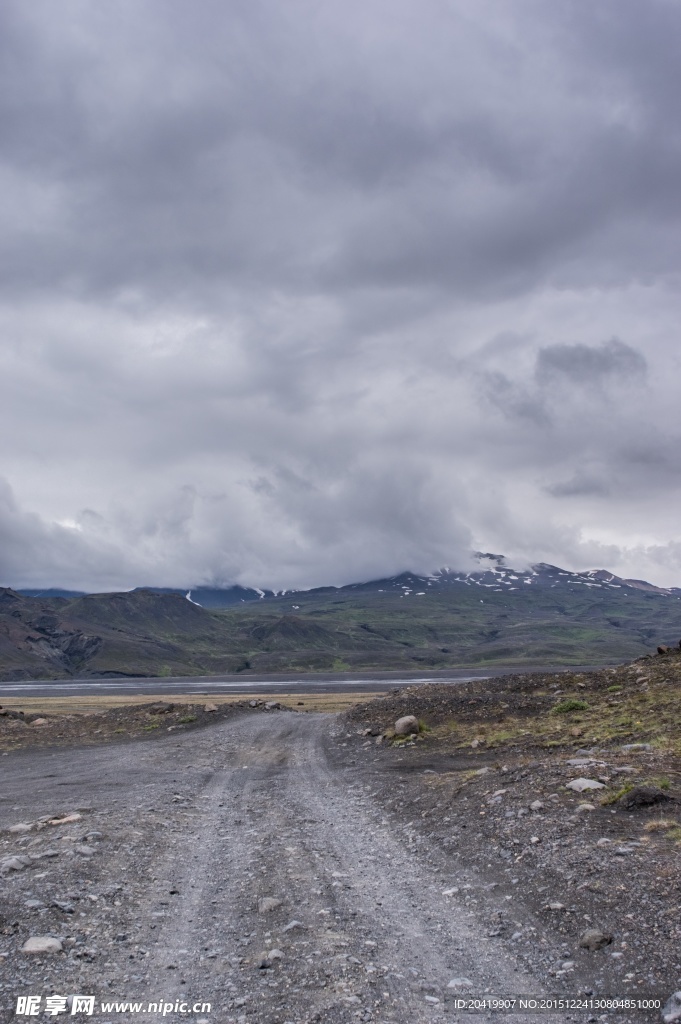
[1,855,31,873]
[662,991,681,1023]
[596,838,612,847]
[8,823,32,833]
[547,902,565,911]
[147,702,175,714]
[447,978,474,989]
[258,897,282,913]
[576,803,596,812]
[621,743,652,752]
[73,844,97,856]
[530,836,541,844]
[394,715,419,736]
[31,718,48,726]
[48,813,82,826]
[203,703,219,713]
[265,701,280,710]
[579,928,612,951]
[21,936,63,954]
[566,778,605,793]
[529,800,544,811]
[442,888,458,896]
[282,920,305,932]
[267,948,283,960]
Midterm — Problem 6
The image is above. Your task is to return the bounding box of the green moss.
[552,698,590,714]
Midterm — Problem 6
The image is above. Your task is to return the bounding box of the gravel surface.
[0,701,677,1023]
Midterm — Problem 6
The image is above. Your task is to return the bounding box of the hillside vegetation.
[1,562,681,679]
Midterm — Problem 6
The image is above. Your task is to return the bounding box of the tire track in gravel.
[131,714,564,1024]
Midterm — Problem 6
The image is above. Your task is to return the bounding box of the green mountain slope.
[1,562,680,680]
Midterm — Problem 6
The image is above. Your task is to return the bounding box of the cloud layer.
[1,0,681,590]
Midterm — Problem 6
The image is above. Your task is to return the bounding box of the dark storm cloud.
[535,340,647,386]
[1,0,681,589]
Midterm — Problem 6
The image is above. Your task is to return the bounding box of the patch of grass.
[644,819,677,832]
[601,782,634,805]
[552,698,590,714]
[607,685,623,693]
[142,721,160,731]
[178,714,197,724]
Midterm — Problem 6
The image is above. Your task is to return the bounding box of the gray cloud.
[536,339,647,386]
[0,0,681,589]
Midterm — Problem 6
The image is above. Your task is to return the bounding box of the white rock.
[576,802,595,812]
[447,978,474,989]
[267,948,283,960]
[547,902,565,911]
[442,888,458,896]
[662,991,681,1023]
[48,813,82,825]
[566,778,605,792]
[394,715,419,736]
[529,800,544,811]
[8,823,32,833]
[203,703,218,712]
[22,936,63,954]
[258,897,282,913]
[1,856,31,873]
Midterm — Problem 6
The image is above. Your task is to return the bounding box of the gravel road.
[1,712,572,1023]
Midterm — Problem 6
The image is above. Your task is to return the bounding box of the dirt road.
[2,712,570,1023]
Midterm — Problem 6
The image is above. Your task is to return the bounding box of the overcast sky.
[2,0,681,592]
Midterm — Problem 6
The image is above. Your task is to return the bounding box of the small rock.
[596,838,612,847]
[530,836,541,844]
[561,960,575,970]
[73,844,97,857]
[394,715,419,736]
[31,718,48,726]
[203,703,219,713]
[442,888,458,896]
[529,800,544,811]
[267,948,283,960]
[8,823,32,833]
[579,928,612,951]
[662,991,681,1023]
[1,856,31,873]
[282,920,304,932]
[547,902,565,911]
[147,702,175,714]
[22,936,63,954]
[576,803,595,812]
[48,813,82,826]
[618,785,670,809]
[265,701,280,710]
[425,995,440,1004]
[566,778,605,793]
[258,897,282,913]
[447,978,474,989]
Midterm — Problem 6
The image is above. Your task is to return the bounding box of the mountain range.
[2,558,680,680]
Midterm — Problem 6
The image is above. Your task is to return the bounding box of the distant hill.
[2,560,680,680]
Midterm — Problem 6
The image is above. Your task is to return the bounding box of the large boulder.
[394,715,419,736]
